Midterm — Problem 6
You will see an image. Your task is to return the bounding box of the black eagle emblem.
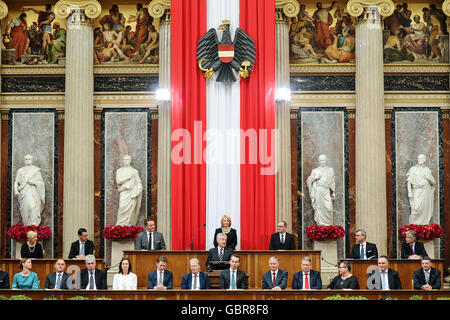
[197,20,256,82]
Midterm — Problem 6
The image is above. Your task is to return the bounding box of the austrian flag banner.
[171,0,276,250]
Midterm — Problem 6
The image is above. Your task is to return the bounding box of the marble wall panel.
[393,109,442,258]
[102,109,151,264]
[9,111,57,258]
[298,109,348,258]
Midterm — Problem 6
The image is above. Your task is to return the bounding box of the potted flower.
[102,225,144,241]
[7,224,52,242]
[398,224,443,240]
[306,225,345,241]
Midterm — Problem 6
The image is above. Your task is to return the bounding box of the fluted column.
[348,0,394,255]
[55,0,101,257]
[149,0,172,249]
[275,1,299,233]
[0,1,7,251]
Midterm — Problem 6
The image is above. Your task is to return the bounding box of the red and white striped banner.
[171,0,276,251]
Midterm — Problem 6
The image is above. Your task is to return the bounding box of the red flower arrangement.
[7,224,52,241]
[306,225,345,240]
[399,224,443,240]
[103,225,144,240]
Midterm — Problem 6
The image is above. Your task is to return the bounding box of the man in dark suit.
[401,230,428,259]
[181,258,211,289]
[44,259,73,290]
[413,257,441,290]
[77,255,107,290]
[220,254,247,289]
[148,256,173,290]
[269,221,296,250]
[135,219,166,250]
[292,256,322,289]
[206,233,233,271]
[367,256,402,289]
[262,256,288,290]
[0,269,9,289]
[68,228,94,259]
[351,229,378,259]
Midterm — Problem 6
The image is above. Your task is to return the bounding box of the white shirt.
[279,232,286,244]
[112,272,137,290]
[87,270,97,290]
[229,268,238,289]
[191,273,200,290]
[380,270,390,290]
[54,272,64,289]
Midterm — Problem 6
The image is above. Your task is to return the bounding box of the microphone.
[186,223,206,251]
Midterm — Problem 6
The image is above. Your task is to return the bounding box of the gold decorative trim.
[55,0,102,20]
[276,0,300,18]
[347,0,394,18]
[0,1,8,20]
[444,0,450,17]
[442,111,450,119]
[148,0,171,33]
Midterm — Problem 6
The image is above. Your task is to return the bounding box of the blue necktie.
[56,274,62,289]
[80,242,85,256]
[381,272,387,290]
[360,245,364,259]
[231,271,236,289]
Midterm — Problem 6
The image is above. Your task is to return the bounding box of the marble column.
[149,0,172,249]
[55,0,101,257]
[347,0,394,254]
[275,1,299,233]
[0,1,7,253]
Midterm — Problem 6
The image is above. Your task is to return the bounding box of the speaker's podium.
[207,261,230,288]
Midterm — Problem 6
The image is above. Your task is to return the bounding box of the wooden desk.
[0,259,105,288]
[338,259,445,290]
[124,250,321,289]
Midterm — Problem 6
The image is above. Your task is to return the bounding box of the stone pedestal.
[107,239,135,288]
[422,239,435,259]
[314,239,338,287]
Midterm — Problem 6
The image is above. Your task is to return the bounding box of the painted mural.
[290,1,356,64]
[383,3,449,64]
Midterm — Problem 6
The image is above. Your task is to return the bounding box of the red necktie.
[304,273,310,289]
[272,272,276,288]
[410,244,415,255]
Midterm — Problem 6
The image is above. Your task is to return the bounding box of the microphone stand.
[186,223,206,251]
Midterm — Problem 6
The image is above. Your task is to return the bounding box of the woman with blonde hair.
[21,230,43,258]
[213,214,237,250]
[12,258,40,289]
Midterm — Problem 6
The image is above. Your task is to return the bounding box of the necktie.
[219,248,223,261]
[89,272,94,290]
[281,234,285,244]
[148,232,152,250]
[158,271,163,285]
[360,245,365,259]
[56,273,62,289]
[193,275,198,290]
[80,242,85,256]
[425,271,430,284]
[410,244,415,255]
[304,273,310,289]
[272,272,276,288]
[231,271,236,289]
[381,272,387,290]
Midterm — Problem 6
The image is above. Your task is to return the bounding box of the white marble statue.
[116,155,143,226]
[14,154,45,226]
[407,154,436,225]
[306,154,335,226]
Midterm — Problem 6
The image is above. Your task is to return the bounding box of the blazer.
[401,241,428,259]
[44,272,73,290]
[269,232,296,250]
[181,272,211,289]
[351,242,378,259]
[206,246,233,270]
[220,269,248,289]
[262,269,288,289]
[21,242,44,259]
[292,270,322,290]
[366,268,402,289]
[0,271,9,289]
[413,267,441,290]
[135,231,166,250]
[213,228,238,250]
[78,268,107,290]
[147,269,174,289]
[68,240,94,259]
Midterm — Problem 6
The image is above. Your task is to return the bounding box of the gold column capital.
[54,0,102,20]
[275,0,300,18]
[443,0,450,17]
[148,0,171,33]
[0,1,8,20]
[346,0,394,17]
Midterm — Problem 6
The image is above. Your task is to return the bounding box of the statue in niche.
[14,154,45,226]
[307,154,335,226]
[407,154,436,225]
[116,155,143,226]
